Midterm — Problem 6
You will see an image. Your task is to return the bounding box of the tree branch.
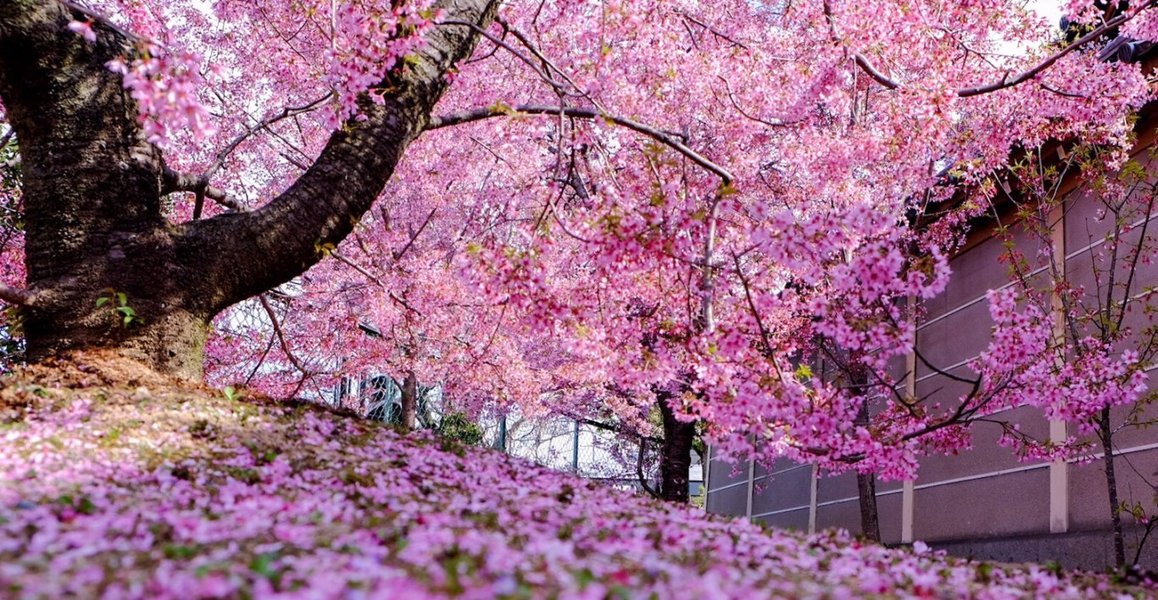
[677,11,750,51]
[258,293,312,380]
[183,0,502,315]
[427,104,734,184]
[829,0,1157,97]
[852,54,899,91]
[393,208,437,262]
[203,93,333,184]
[0,283,33,306]
[161,167,244,213]
[441,17,585,104]
[637,439,661,499]
[957,4,1156,97]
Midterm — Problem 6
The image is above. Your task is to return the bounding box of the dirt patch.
[4,349,208,393]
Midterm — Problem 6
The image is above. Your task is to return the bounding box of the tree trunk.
[857,471,882,543]
[1100,407,1126,568]
[0,3,212,377]
[849,362,882,542]
[400,370,418,433]
[0,0,498,379]
[658,393,697,504]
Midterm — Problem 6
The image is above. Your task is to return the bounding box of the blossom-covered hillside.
[0,357,1151,599]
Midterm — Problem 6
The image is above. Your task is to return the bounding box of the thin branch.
[243,327,278,387]
[829,0,1158,97]
[437,19,575,97]
[912,345,982,385]
[394,208,437,262]
[568,415,665,445]
[326,250,424,316]
[494,16,606,112]
[427,104,733,184]
[637,439,661,499]
[853,54,899,91]
[0,283,33,306]
[717,76,799,129]
[161,167,244,213]
[257,294,312,395]
[732,252,775,358]
[677,12,750,50]
[1112,191,1155,335]
[204,93,333,182]
[59,0,147,45]
[329,250,385,287]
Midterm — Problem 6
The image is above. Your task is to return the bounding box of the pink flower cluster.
[322,1,441,127]
[107,47,215,147]
[975,289,1149,441]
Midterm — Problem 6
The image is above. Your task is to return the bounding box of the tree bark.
[658,391,697,504]
[400,370,418,433]
[855,401,882,543]
[1100,407,1127,568]
[856,471,882,543]
[0,0,499,378]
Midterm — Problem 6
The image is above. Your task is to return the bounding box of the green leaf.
[795,364,813,381]
[95,297,110,308]
[249,552,280,580]
[163,544,199,560]
[77,496,97,515]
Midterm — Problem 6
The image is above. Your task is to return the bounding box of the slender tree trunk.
[658,393,697,504]
[1100,407,1126,568]
[857,471,882,543]
[851,365,881,542]
[400,370,418,433]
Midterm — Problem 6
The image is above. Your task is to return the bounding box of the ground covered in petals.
[0,358,1152,599]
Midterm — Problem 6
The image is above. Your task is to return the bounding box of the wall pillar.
[808,464,819,534]
[902,297,917,543]
[745,458,755,519]
[1048,202,1070,534]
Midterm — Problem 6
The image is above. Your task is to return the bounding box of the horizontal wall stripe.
[918,212,1154,333]
[797,441,1158,509]
[751,505,811,520]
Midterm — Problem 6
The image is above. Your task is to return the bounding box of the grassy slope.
[0,354,1151,599]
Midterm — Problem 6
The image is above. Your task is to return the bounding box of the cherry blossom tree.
[974,142,1155,567]
[0,0,497,378]
[0,0,1155,504]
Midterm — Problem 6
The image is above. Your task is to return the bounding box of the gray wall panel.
[752,465,812,516]
[758,507,810,532]
[1069,446,1158,530]
[706,479,749,517]
[913,469,1050,541]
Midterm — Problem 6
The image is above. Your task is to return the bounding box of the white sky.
[1033,0,1063,25]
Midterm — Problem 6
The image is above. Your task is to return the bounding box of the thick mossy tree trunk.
[657,391,697,504]
[0,0,498,379]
